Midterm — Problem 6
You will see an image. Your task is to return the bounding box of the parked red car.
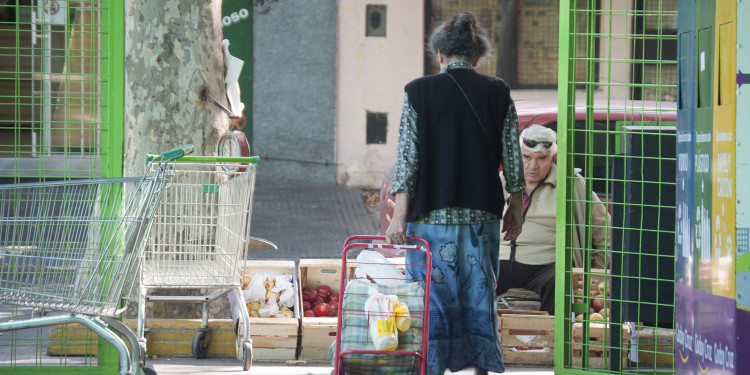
[378,100,677,234]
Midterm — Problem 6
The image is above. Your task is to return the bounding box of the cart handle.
[343,235,430,250]
[145,144,195,163]
[146,153,259,164]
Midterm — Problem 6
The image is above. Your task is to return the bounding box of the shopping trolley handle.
[145,144,195,163]
[369,243,423,251]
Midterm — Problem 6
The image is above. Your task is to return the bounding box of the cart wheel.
[235,318,247,360]
[141,366,158,375]
[242,341,252,371]
[139,341,148,367]
[191,331,209,359]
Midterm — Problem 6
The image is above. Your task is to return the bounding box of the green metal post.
[101,0,125,179]
[555,0,574,372]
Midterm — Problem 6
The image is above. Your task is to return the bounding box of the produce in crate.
[303,284,338,317]
[242,271,296,318]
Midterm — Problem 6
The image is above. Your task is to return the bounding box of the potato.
[242,276,251,289]
[598,307,609,319]
[246,301,260,311]
[264,279,275,290]
[249,310,260,318]
[280,310,294,318]
[589,312,604,321]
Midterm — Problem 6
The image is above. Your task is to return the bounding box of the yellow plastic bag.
[394,301,411,332]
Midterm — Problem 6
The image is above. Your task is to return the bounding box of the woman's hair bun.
[428,11,490,63]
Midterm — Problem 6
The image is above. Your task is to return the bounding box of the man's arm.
[502,191,523,241]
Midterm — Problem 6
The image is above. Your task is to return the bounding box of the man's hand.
[502,191,523,241]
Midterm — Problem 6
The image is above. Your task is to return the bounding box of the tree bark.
[124,0,228,177]
[123,0,230,320]
[496,0,519,86]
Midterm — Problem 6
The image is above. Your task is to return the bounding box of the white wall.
[336,0,424,188]
[598,0,633,102]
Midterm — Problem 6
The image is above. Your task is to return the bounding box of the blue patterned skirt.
[405,222,504,375]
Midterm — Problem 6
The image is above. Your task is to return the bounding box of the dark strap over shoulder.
[445,71,493,147]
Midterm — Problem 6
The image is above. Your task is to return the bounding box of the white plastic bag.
[364,292,399,351]
[222,39,245,115]
[273,274,296,308]
[258,297,280,318]
[356,250,405,286]
[242,270,283,302]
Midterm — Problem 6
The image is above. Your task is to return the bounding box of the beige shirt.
[500,164,610,267]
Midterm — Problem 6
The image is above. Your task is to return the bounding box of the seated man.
[496,125,609,315]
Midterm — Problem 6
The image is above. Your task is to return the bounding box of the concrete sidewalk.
[146,357,555,375]
[247,184,380,261]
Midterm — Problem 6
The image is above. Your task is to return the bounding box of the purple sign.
[675,283,737,374]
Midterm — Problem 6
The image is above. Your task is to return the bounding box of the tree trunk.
[496,0,519,86]
[124,0,228,177]
[123,0,230,320]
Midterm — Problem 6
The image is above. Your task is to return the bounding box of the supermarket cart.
[333,235,431,375]
[137,155,259,371]
[0,146,191,375]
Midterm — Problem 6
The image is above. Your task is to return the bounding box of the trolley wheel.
[139,341,148,367]
[141,366,158,375]
[235,318,247,360]
[241,341,252,371]
[191,331,209,359]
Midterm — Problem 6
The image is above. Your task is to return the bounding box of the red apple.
[302,288,318,303]
[316,285,331,301]
[313,303,331,317]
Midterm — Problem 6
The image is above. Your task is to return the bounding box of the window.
[366,111,387,144]
[366,5,386,37]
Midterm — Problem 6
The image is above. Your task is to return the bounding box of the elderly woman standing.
[385,12,525,375]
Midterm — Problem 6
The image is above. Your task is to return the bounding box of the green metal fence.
[0,0,123,182]
[556,0,678,373]
[0,1,124,373]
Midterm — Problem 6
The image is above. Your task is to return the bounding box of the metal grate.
[557,0,678,373]
[0,1,122,183]
[0,1,124,373]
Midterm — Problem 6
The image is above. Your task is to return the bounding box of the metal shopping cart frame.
[137,155,259,371]
[333,235,432,375]
[0,145,192,375]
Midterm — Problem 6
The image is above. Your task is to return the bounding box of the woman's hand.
[385,217,407,245]
[385,193,409,245]
[502,191,523,241]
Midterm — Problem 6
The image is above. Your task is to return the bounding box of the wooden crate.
[239,260,300,361]
[500,314,554,366]
[572,322,630,368]
[297,259,356,362]
[572,268,610,292]
[48,319,237,357]
[634,327,674,367]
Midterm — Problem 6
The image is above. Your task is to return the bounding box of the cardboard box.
[297,259,355,362]
[239,260,300,361]
[572,322,630,368]
[500,314,554,366]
